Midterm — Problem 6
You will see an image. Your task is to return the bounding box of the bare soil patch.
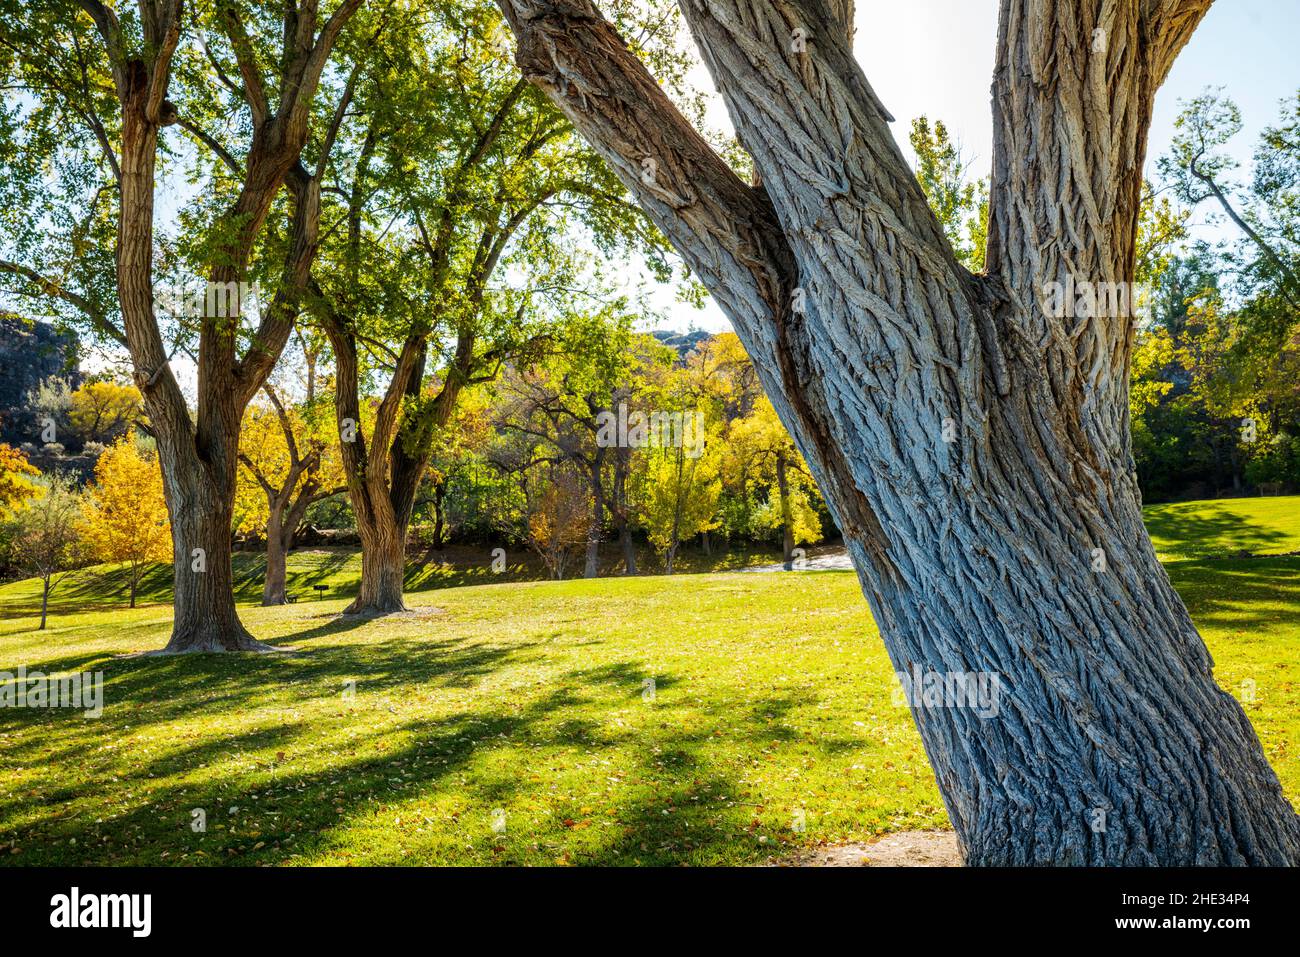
[773,830,961,867]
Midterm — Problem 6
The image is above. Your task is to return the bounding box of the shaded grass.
[0,574,943,865]
[1144,495,1300,561]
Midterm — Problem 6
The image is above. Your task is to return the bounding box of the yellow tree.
[525,466,591,580]
[636,441,722,575]
[79,435,170,607]
[0,443,38,517]
[68,380,144,444]
[236,385,346,605]
[725,396,823,568]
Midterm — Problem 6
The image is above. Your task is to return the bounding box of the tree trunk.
[350,516,407,614]
[611,445,637,574]
[584,452,605,578]
[499,0,1300,864]
[39,579,49,630]
[776,453,794,570]
[160,449,269,652]
[619,524,638,576]
[432,480,447,549]
[323,320,471,614]
[263,508,289,607]
[262,482,316,606]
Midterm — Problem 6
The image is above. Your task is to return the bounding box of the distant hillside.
[651,328,713,358]
[0,314,81,447]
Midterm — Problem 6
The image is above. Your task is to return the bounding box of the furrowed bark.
[88,0,363,652]
[499,0,1300,864]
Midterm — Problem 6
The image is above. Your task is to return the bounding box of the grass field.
[0,497,1296,866]
[1145,494,1300,560]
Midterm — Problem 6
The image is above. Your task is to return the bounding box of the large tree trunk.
[157,414,269,652]
[352,513,408,614]
[499,0,1300,864]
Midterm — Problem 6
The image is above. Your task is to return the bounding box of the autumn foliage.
[79,435,171,607]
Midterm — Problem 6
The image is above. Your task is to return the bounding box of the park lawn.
[1144,494,1300,560]
[0,497,1295,866]
[0,572,944,866]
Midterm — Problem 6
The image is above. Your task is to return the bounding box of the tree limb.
[0,259,125,346]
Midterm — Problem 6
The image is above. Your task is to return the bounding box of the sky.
[648,0,1300,333]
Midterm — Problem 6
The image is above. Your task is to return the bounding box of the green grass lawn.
[0,497,1296,866]
[1144,494,1300,560]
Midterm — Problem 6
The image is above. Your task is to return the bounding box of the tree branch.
[0,259,125,346]
[218,1,271,125]
[177,117,244,177]
[74,0,125,92]
[1143,0,1215,86]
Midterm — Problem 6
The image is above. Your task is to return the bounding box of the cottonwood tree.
[524,463,590,578]
[1,1,367,650]
[492,312,637,577]
[236,367,345,605]
[909,117,987,272]
[497,0,1300,863]
[635,439,720,574]
[628,356,720,572]
[420,390,493,550]
[725,395,823,569]
[1159,89,1300,311]
[311,2,663,613]
[68,379,144,445]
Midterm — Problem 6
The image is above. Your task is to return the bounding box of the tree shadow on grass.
[1168,556,1300,633]
[0,632,850,867]
[1146,504,1291,560]
[0,621,544,745]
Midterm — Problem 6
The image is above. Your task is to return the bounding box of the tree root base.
[145,632,286,655]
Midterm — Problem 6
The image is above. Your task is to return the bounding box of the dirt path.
[743,546,854,573]
[772,830,961,867]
